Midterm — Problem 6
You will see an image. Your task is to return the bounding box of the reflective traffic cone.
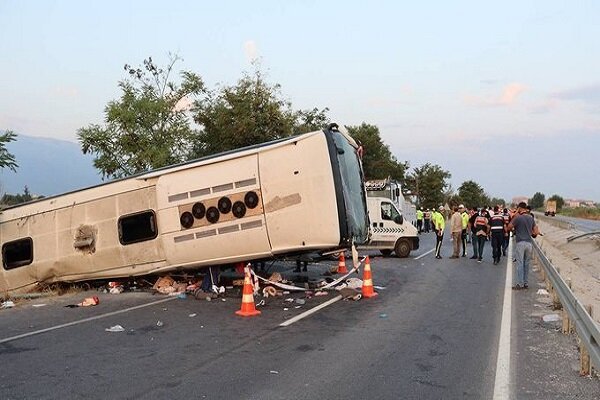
[235,267,261,317]
[361,256,378,298]
[337,252,348,274]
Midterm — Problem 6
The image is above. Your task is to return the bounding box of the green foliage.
[77,55,205,179]
[457,180,490,209]
[0,130,18,172]
[345,123,407,182]
[404,163,451,209]
[191,69,329,158]
[529,192,545,209]
[490,197,507,207]
[548,194,565,210]
[1,186,40,206]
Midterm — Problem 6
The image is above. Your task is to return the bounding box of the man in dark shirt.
[489,206,506,265]
[507,202,537,289]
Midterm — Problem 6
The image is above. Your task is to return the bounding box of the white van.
[360,197,419,257]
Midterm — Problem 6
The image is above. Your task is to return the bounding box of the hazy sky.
[1,1,599,201]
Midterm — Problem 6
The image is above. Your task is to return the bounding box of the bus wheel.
[394,239,411,258]
[380,249,392,257]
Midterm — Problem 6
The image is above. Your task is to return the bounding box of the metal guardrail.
[532,240,600,372]
[567,231,600,242]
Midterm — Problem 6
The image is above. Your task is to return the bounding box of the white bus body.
[0,125,369,294]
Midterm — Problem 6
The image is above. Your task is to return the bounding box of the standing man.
[468,207,480,260]
[433,206,445,259]
[460,205,469,257]
[489,206,506,265]
[473,209,490,263]
[416,207,424,234]
[501,208,511,256]
[449,206,463,258]
[507,202,537,289]
[424,208,431,233]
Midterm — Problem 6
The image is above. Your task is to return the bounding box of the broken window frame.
[2,237,34,270]
[118,210,158,245]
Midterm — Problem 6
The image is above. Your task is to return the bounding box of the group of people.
[418,202,538,290]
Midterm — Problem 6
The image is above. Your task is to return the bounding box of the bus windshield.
[329,129,370,245]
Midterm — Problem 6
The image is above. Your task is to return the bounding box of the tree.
[490,197,507,207]
[457,180,489,209]
[404,163,451,209]
[77,55,205,179]
[548,194,565,210]
[1,186,37,206]
[529,192,545,209]
[345,123,407,182]
[0,130,18,172]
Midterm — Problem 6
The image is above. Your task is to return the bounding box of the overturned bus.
[0,124,369,294]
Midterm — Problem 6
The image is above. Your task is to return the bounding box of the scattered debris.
[188,313,197,318]
[156,320,164,327]
[1,300,15,309]
[270,370,279,374]
[536,289,550,296]
[373,285,386,290]
[32,304,47,308]
[542,314,561,322]
[295,299,306,305]
[314,291,329,296]
[105,325,125,332]
[379,313,388,319]
[66,296,99,308]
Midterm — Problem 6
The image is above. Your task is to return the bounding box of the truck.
[365,178,417,226]
[360,196,419,257]
[0,124,370,294]
[545,200,557,216]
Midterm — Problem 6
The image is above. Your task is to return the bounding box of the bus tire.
[394,238,411,258]
[380,249,392,257]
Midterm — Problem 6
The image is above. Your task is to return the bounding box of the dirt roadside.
[534,215,600,324]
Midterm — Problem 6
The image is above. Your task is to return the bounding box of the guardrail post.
[580,305,593,376]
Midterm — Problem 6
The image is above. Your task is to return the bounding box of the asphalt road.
[1,231,598,399]
[543,213,600,233]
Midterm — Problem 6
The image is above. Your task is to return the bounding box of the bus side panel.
[259,133,340,253]
[157,154,272,266]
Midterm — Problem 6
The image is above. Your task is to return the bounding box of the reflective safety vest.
[490,215,505,231]
[417,210,424,220]
[461,212,469,229]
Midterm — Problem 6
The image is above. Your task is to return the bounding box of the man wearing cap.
[433,206,445,259]
[416,207,424,234]
[423,208,431,233]
[507,202,537,289]
[449,206,463,258]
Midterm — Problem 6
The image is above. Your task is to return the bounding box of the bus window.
[118,210,158,245]
[2,237,33,270]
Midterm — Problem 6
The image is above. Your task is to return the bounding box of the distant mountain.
[0,132,103,196]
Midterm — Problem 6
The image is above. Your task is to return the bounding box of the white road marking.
[279,295,343,327]
[415,248,435,260]
[493,240,514,399]
[0,297,177,345]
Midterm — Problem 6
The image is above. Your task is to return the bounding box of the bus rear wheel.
[394,239,411,258]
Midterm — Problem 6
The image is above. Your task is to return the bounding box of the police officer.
[433,206,445,259]
[424,208,431,233]
[416,207,424,234]
[489,206,506,265]
[460,205,469,257]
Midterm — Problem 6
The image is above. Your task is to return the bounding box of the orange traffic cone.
[361,256,378,298]
[337,252,348,274]
[235,267,261,317]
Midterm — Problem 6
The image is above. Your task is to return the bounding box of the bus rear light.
[218,197,232,214]
[192,202,206,219]
[180,212,194,229]
[232,201,246,218]
[206,207,220,224]
[244,191,259,209]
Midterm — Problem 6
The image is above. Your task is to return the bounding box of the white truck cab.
[361,197,419,257]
